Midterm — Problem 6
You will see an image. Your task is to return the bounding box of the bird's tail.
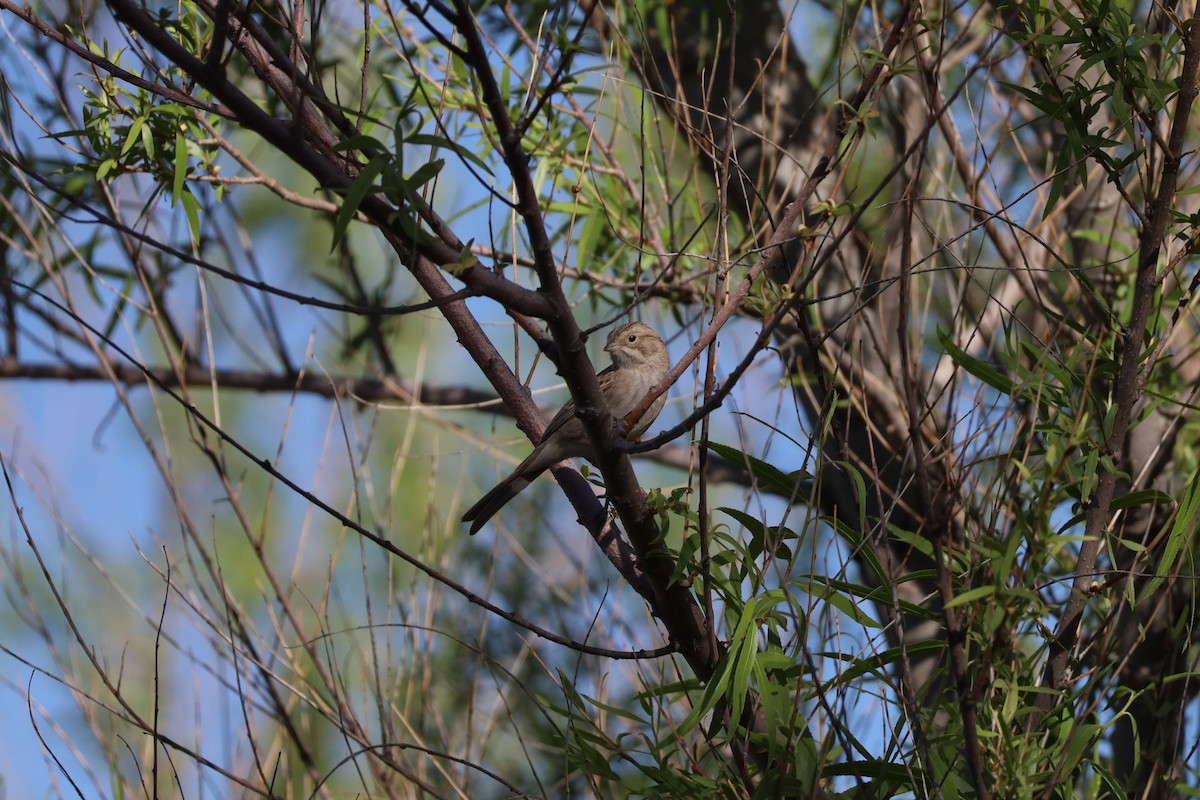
[462,473,535,535]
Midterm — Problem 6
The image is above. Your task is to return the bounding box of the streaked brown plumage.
[462,322,669,534]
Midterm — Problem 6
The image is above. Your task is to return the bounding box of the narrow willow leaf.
[706,441,810,499]
[331,154,390,248]
[406,132,491,172]
[405,158,444,191]
[1144,469,1200,598]
[937,327,1014,395]
[1110,489,1173,511]
[944,584,996,609]
[179,189,201,246]
[171,128,187,204]
[793,578,882,628]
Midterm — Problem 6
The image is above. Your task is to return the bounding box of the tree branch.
[1035,19,1200,716]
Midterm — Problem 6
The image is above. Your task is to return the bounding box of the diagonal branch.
[102,0,554,319]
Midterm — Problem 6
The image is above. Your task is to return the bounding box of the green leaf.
[705,441,811,499]
[944,584,996,609]
[121,116,145,156]
[575,206,605,271]
[405,158,444,191]
[140,119,154,159]
[792,578,881,628]
[938,327,1014,395]
[729,610,758,730]
[1110,489,1173,512]
[330,154,390,248]
[406,132,491,172]
[330,134,388,153]
[677,590,786,736]
[817,640,945,687]
[719,507,793,562]
[171,127,187,204]
[677,652,734,736]
[822,759,912,783]
[179,189,201,245]
[1061,722,1101,775]
[826,514,889,587]
[1144,468,1199,597]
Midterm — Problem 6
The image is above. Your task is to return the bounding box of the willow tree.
[1,0,1198,797]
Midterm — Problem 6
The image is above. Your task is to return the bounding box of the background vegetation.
[1,0,1199,796]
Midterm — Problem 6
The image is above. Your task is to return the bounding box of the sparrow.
[462,321,670,534]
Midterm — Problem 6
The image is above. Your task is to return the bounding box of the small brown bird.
[462,321,670,534]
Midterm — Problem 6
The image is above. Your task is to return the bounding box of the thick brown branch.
[0,360,490,404]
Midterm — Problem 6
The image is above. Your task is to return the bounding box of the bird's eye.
[627,334,637,342]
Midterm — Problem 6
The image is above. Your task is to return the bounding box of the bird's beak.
[604,340,615,354]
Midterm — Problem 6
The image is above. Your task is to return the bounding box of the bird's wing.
[538,365,616,442]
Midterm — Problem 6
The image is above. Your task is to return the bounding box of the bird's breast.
[609,369,668,418]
